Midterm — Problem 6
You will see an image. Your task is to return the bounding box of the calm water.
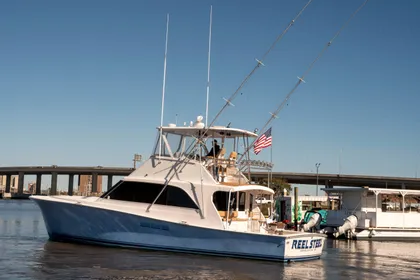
[0,201,419,280]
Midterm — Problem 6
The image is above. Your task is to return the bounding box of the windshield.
[153,132,208,159]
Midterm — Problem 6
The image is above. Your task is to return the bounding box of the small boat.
[317,186,420,241]
[31,118,325,262]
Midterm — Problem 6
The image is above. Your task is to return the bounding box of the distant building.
[78,175,102,195]
[0,176,5,192]
[28,182,36,194]
[0,175,19,193]
[11,176,18,191]
[0,175,6,186]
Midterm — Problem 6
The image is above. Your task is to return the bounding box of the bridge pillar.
[91,173,98,193]
[107,175,113,191]
[50,172,58,195]
[36,174,42,195]
[5,174,11,193]
[18,172,24,194]
[68,174,74,196]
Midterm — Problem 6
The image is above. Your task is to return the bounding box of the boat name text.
[291,239,322,250]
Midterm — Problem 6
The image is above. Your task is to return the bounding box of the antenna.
[205,5,213,127]
[159,14,170,158]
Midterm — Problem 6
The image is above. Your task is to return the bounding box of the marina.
[1,0,420,278]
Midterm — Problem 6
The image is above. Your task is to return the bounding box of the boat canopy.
[322,187,420,196]
[230,185,274,195]
[158,126,258,138]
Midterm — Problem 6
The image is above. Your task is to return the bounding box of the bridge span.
[1,166,420,196]
[251,172,420,190]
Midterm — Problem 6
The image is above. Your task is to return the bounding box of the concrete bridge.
[0,166,134,196]
[1,166,420,196]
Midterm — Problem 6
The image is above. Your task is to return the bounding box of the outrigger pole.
[236,0,370,166]
[159,14,170,159]
[205,5,213,128]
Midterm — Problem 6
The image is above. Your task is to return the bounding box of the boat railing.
[203,156,249,185]
[238,159,274,172]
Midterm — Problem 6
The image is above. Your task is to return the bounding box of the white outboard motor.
[334,214,358,238]
[302,213,322,232]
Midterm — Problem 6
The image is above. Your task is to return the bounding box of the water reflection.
[323,239,420,279]
[33,242,288,280]
[1,200,420,280]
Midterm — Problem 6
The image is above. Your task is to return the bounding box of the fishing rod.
[146,1,313,212]
[236,0,370,169]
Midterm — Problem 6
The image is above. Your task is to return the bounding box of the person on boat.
[205,139,221,181]
[206,139,220,158]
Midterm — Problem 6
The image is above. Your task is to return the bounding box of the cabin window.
[213,191,238,211]
[182,136,203,158]
[238,192,246,211]
[152,132,209,159]
[154,133,181,157]
[405,195,420,212]
[380,194,420,212]
[101,181,198,209]
[249,193,254,210]
[165,133,183,156]
[381,194,402,212]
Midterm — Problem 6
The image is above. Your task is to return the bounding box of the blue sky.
[1,0,419,194]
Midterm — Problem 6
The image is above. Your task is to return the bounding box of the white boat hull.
[31,196,325,262]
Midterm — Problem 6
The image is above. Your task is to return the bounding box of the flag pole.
[269,141,273,187]
[269,132,274,219]
[267,144,273,188]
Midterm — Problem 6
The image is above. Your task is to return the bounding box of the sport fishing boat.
[30,0,376,260]
[30,117,325,262]
[28,0,372,260]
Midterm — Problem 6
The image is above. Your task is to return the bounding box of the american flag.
[253,127,272,155]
